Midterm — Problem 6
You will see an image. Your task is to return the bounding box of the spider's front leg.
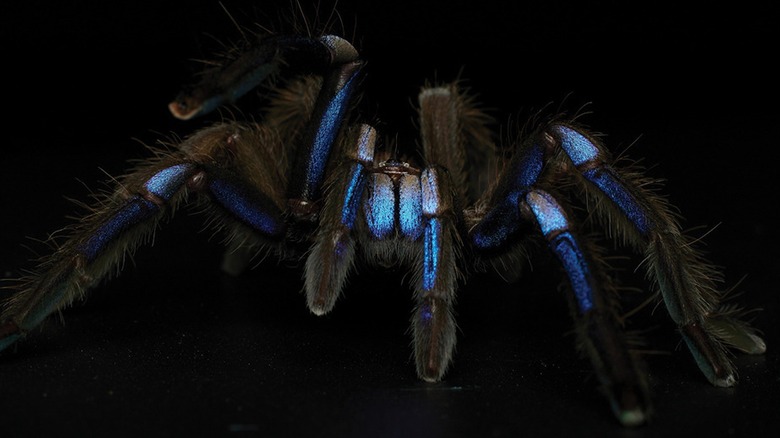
[414,167,459,381]
[409,86,488,381]
[549,124,766,385]
[304,124,376,314]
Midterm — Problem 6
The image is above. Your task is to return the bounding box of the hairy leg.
[549,123,765,386]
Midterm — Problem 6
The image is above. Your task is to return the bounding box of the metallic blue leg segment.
[552,124,653,235]
[555,124,600,166]
[582,168,652,234]
[506,140,546,189]
[305,124,375,315]
[526,190,594,313]
[303,69,361,199]
[423,217,442,292]
[340,125,375,231]
[413,167,457,381]
[421,169,445,292]
[340,125,375,230]
[288,61,364,208]
[549,234,594,313]
[144,163,195,201]
[79,197,158,262]
[340,163,367,229]
[207,177,285,238]
[528,186,649,423]
[471,197,522,251]
[80,164,198,261]
[4,163,199,346]
[470,140,546,251]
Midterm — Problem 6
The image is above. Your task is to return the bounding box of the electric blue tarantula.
[0,29,766,426]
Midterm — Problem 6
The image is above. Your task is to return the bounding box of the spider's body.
[0,28,765,427]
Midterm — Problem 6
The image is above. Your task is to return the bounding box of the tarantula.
[0,28,765,426]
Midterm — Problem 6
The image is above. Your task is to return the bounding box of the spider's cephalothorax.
[0,30,765,427]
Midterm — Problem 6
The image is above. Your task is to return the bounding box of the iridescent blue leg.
[0,161,198,351]
[408,87,476,381]
[204,168,286,238]
[469,136,546,252]
[552,125,653,234]
[525,189,648,426]
[466,126,649,424]
[169,32,364,227]
[304,125,376,315]
[286,60,364,220]
[413,167,459,381]
[550,123,765,387]
[1,157,288,352]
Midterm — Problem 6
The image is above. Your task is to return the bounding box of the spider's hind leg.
[469,125,650,425]
[526,190,649,426]
[408,85,487,381]
[413,166,459,381]
[549,123,766,386]
[0,124,288,352]
[0,157,199,351]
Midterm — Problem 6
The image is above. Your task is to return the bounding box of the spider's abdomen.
[364,161,424,241]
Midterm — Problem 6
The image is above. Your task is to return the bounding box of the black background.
[1,1,778,436]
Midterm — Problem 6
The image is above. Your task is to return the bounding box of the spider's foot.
[682,320,738,387]
[681,312,767,387]
[307,300,331,317]
[414,297,456,382]
[617,408,646,428]
[607,384,649,427]
[416,342,450,383]
[579,311,651,426]
[419,364,445,383]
